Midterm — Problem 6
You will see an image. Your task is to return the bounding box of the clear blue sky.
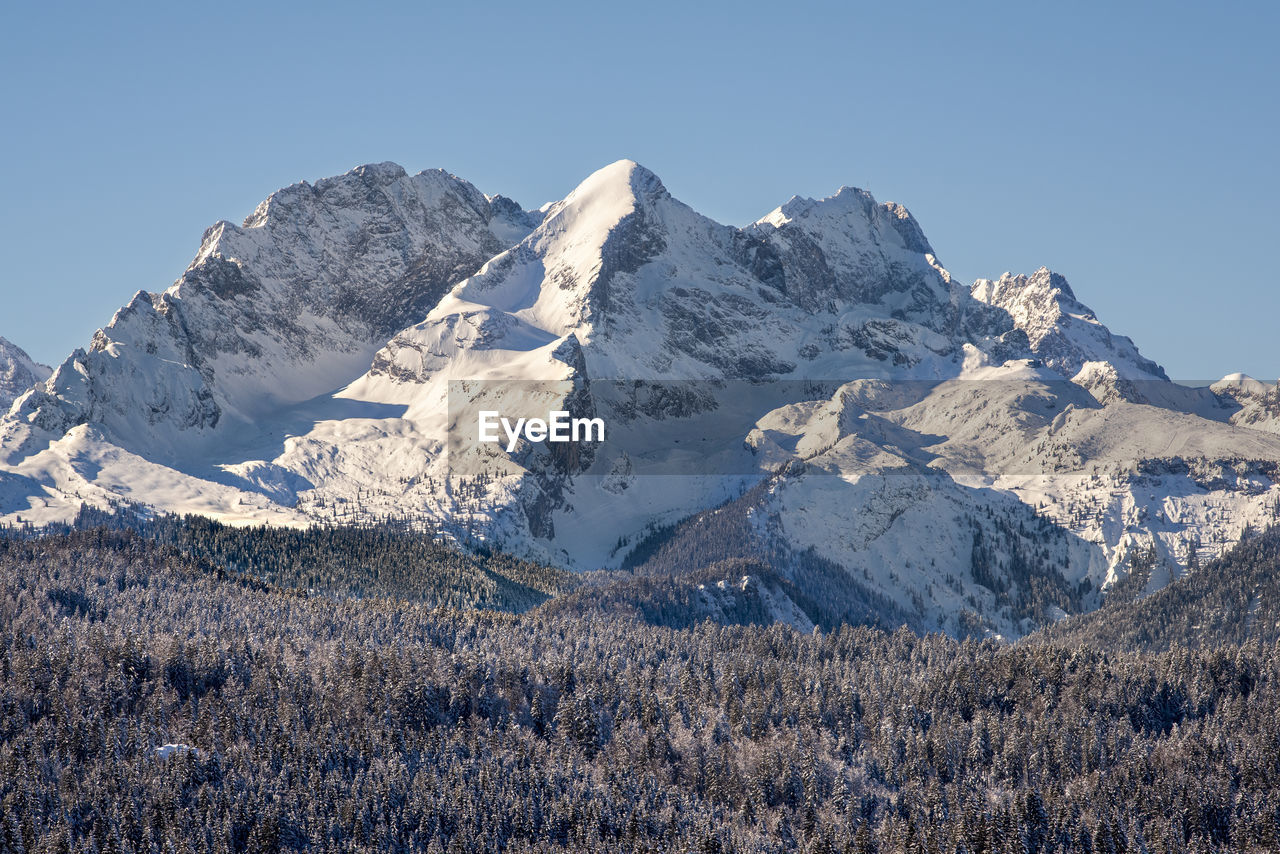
[2,1,1276,381]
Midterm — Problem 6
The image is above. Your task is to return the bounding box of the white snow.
[0,336,51,413]
[2,159,1277,637]
[154,743,204,760]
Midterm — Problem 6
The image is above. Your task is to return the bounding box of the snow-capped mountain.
[2,159,1277,637]
[2,163,538,464]
[0,337,51,413]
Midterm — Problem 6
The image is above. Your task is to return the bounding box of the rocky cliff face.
[2,159,1277,638]
[970,268,1169,381]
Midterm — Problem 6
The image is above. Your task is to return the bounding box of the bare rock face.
[970,267,1167,381]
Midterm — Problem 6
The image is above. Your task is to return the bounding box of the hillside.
[1032,525,1280,652]
[4,527,1279,852]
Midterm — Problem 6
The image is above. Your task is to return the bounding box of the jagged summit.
[971,266,1167,381]
[758,185,935,258]
[4,162,539,462]
[748,184,951,319]
[975,266,1076,300]
[326,160,409,184]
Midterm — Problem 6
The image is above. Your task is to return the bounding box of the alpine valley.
[4,160,1279,638]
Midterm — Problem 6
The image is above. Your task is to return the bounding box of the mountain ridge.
[3,159,1277,638]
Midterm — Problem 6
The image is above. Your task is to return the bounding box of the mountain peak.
[1027,266,1075,300]
[324,161,408,187]
[7,158,526,453]
[757,186,934,257]
[562,159,669,211]
[447,160,682,345]
[1212,372,1274,396]
[971,267,1078,311]
[972,268,1167,381]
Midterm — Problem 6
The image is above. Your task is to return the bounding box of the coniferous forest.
[4,521,1280,853]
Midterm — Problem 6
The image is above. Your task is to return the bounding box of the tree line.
[3,527,1280,852]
